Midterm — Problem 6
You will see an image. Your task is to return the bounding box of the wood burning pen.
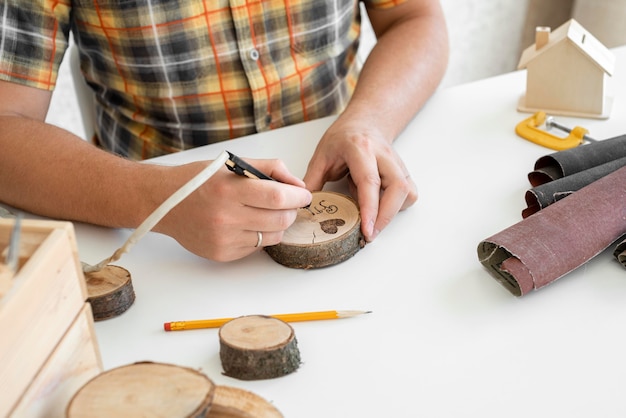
[225,151,311,208]
[225,151,276,181]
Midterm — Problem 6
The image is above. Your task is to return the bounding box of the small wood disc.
[265,191,365,269]
[219,315,301,381]
[84,264,135,321]
[66,362,215,418]
[208,386,283,418]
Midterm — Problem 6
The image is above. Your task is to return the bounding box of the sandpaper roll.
[528,134,626,186]
[478,166,626,296]
[615,238,626,269]
[523,156,626,218]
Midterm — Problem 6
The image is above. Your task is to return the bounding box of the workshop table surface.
[72,46,626,418]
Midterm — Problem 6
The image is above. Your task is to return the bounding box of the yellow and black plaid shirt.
[0,0,404,160]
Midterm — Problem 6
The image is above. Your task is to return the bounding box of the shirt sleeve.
[0,1,72,91]
[362,0,409,9]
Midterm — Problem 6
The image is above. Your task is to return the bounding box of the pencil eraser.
[163,322,171,331]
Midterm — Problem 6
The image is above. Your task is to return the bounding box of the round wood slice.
[66,362,215,418]
[219,315,300,381]
[207,385,283,418]
[84,264,135,321]
[265,191,365,269]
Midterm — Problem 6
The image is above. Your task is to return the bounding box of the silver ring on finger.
[255,231,263,248]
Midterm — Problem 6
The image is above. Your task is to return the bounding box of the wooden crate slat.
[9,304,102,417]
[0,222,88,418]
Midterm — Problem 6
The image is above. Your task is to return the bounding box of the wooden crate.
[0,219,103,417]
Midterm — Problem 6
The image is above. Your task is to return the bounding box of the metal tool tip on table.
[545,115,597,142]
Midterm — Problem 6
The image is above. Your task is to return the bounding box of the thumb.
[302,165,326,192]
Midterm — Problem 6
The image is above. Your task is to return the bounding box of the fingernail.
[366,219,376,240]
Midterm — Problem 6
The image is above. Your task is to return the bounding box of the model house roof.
[518,19,615,76]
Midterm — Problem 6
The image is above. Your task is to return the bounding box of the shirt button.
[265,114,272,126]
[249,49,260,60]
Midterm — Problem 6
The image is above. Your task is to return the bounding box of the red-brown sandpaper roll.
[477,166,626,296]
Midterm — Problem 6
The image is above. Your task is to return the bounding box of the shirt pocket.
[290,0,360,57]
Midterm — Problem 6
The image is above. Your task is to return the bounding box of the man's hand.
[303,121,417,242]
[155,158,312,262]
[302,0,447,242]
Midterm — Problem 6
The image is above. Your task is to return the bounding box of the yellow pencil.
[163,310,371,331]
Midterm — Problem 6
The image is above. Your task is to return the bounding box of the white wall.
[573,0,626,48]
[438,0,530,87]
[358,0,530,87]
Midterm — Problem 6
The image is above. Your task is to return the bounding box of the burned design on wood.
[265,191,364,269]
[319,218,345,234]
[305,199,338,215]
[307,199,343,240]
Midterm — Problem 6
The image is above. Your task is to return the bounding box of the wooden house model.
[517,19,615,119]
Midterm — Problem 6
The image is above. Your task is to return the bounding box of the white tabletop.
[74,46,626,417]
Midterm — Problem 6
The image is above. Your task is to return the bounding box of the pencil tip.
[337,309,372,318]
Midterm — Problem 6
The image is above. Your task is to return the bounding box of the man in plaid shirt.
[0,0,448,261]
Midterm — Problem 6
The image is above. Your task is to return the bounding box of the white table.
[74,46,626,417]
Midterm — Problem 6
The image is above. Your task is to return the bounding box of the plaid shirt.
[0,0,404,160]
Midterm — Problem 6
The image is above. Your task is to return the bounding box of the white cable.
[83,150,230,273]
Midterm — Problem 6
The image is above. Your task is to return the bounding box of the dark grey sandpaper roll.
[523,156,626,218]
[615,238,626,268]
[528,134,626,186]
[478,166,626,296]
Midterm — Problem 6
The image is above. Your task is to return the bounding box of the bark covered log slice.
[265,191,365,269]
[219,315,301,381]
[84,264,135,321]
[208,385,283,418]
[66,362,215,418]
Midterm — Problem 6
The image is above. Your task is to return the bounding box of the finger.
[400,174,418,211]
[344,155,381,241]
[244,158,306,188]
[249,208,297,236]
[302,156,328,192]
[373,173,417,239]
[205,228,286,262]
[372,150,418,232]
[233,178,312,210]
[246,229,285,249]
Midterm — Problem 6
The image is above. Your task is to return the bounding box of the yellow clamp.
[515,111,588,151]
